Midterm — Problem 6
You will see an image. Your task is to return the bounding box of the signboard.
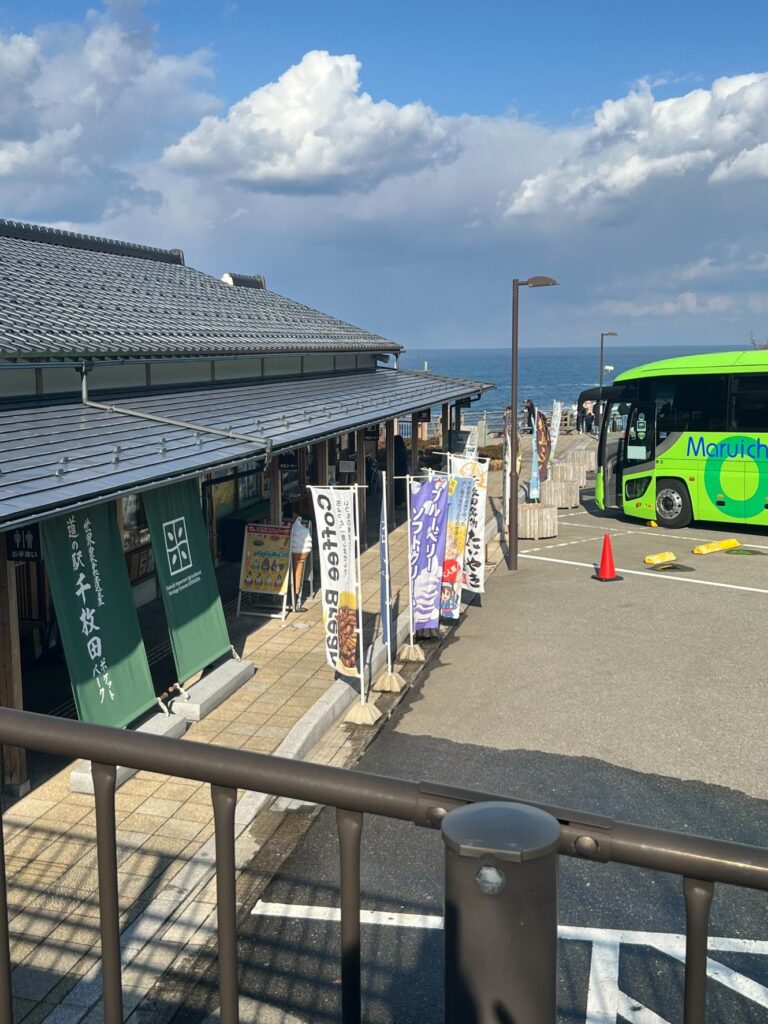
[239,524,291,596]
[338,460,356,474]
[409,476,449,633]
[449,455,490,594]
[143,480,231,682]
[440,476,475,620]
[6,523,40,561]
[41,503,155,728]
[417,409,432,423]
[278,451,298,470]
[310,486,360,677]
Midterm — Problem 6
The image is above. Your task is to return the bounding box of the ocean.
[399,344,746,429]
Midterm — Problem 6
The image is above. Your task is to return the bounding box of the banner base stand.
[236,590,289,621]
[373,670,406,693]
[398,643,425,663]
[344,701,382,726]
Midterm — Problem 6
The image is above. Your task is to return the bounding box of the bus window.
[626,404,655,464]
[731,375,768,430]
[653,374,728,434]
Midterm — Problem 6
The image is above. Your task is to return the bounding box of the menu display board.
[239,524,291,596]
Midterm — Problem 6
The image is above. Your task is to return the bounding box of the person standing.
[524,398,535,434]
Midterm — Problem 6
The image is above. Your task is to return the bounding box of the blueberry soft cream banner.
[409,476,449,632]
[310,486,360,677]
[143,480,231,682]
[41,503,155,728]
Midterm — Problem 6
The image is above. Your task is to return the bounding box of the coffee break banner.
[309,487,360,678]
[239,524,291,596]
[143,480,231,682]
[41,503,156,728]
[409,476,449,632]
[449,455,490,594]
[439,476,475,620]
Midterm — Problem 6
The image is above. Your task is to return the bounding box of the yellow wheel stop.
[644,551,676,565]
[692,539,740,555]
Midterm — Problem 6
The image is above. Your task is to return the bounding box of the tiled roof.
[0,219,399,361]
[0,368,492,529]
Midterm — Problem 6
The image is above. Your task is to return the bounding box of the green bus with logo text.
[596,350,768,528]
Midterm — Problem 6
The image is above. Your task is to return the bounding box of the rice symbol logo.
[162,517,192,577]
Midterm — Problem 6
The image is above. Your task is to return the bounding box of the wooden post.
[411,412,419,476]
[385,419,395,529]
[314,440,328,486]
[297,447,307,489]
[0,547,28,795]
[442,402,450,453]
[269,459,282,523]
[356,428,367,550]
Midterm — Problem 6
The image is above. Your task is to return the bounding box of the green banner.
[41,503,156,728]
[143,480,231,681]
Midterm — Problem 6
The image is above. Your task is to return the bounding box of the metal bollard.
[442,801,560,1024]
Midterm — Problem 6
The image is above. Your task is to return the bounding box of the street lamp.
[598,331,618,431]
[508,275,559,571]
[599,332,618,392]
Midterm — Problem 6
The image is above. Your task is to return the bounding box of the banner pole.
[343,487,382,724]
[399,474,425,663]
[355,484,365,705]
[381,471,393,677]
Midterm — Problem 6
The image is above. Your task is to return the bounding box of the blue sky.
[1,0,768,350]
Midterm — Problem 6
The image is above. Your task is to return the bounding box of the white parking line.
[520,553,768,594]
[251,902,768,1016]
[557,520,768,549]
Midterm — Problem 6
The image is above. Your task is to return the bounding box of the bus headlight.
[625,476,651,500]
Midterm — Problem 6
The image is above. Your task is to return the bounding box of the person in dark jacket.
[524,398,535,433]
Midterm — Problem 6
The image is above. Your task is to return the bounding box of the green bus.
[596,350,768,528]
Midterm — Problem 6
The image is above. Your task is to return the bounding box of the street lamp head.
[524,276,559,288]
[602,331,618,338]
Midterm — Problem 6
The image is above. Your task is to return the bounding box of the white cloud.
[0,2,217,220]
[163,50,460,194]
[505,73,768,217]
[601,292,735,318]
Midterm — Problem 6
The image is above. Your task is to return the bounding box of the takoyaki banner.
[143,480,231,682]
[310,486,360,678]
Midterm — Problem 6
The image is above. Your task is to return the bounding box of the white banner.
[448,455,490,593]
[550,400,563,458]
[309,487,359,677]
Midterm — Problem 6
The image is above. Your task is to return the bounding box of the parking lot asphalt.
[398,489,768,800]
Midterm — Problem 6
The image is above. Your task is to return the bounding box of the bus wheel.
[655,479,692,528]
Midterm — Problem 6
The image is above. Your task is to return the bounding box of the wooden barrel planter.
[541,478,580,509]
[518,503,557,539]
[564,449,597,472]
[550,462,587,487]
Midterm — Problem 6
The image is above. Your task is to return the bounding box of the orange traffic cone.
[592,532,622,582]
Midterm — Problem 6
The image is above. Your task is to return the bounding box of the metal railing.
[1,707,768,1023]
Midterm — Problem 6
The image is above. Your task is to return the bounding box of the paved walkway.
[1,442,554,1023]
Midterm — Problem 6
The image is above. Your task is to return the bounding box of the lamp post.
[598,331,618,430]
[508,276,559,571]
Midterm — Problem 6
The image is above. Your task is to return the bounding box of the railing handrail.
[1,707,767,891]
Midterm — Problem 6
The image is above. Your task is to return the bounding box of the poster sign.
[6,523,40,561]
[41,503,155,728]
[440,476,475,620]
[449,455,490,594]
[239,524,291,596]
[310,487,360,677]
[143,480,231,682]
[409,476,449,632]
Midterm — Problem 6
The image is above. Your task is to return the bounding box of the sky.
[1,0,768,351]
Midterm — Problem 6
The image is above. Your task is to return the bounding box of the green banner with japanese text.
[143,479,231,682]
[41,503,156,728]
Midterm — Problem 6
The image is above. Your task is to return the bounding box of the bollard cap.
[441,801,561,862]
